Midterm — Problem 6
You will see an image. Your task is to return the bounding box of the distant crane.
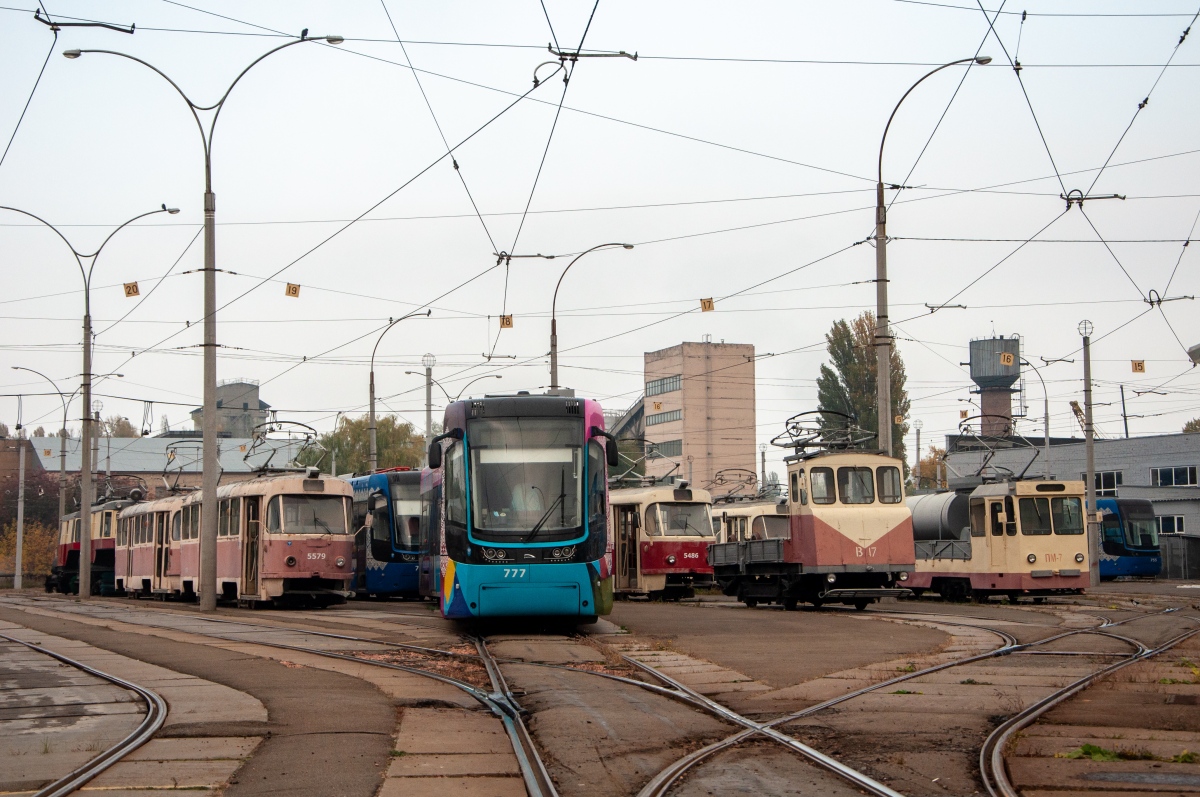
[1068,400,1099,438]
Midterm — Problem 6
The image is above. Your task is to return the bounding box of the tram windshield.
[269,495,351,535]
[646,502,713,538]
[467,418,583,541]
[389,480,421,549]
[1124,510,1160,548]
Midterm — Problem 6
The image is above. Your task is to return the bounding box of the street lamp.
[0,206,174,598]
[369,310,430,472]
[873,55,991,456]
[66,32,343,610]
[12,367,69,533]
[550,243,634,391]
[1018,359,1052,479]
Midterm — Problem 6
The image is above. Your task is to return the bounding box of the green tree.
[299,414,425,475]
[1184,418,1200,434]
[815,311,910,469]
[103,417,139,438]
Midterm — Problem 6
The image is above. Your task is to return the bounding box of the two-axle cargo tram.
[609,484,715,600]
[906,478,1091,602]
[712,498,789,544]
[421,393,619,621]
[709,413,915,610]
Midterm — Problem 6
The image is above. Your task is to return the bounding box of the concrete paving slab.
[400,708,506,734]
[88,760,241,789]
[394,730,513,755]
[377,776,526,797]
[125,736,261,761]
[387,753,520,776]
[674,669,755,685]
[488,639,605,664]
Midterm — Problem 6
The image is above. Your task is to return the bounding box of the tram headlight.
[1075,553,1085,563]
[483,548,497,560]
[1027,554,1037,564]
[898,571,909,581]
[666,555,677,565]
[285,555,297,567]
[335,557,346,567]
[559,546,574,559]
[826,573,837,583]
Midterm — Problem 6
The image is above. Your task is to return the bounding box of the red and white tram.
[609,484,715,600]
[116,470,354,606]
[48,495,140,595]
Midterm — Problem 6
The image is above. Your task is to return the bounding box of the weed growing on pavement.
[1058,745,1166,762]
[890,689,922,694]
[1172,750,1197,764]
[960,678,992,685]
[41,739,52,754]
[390,750,407,757]
[897,662,916,673]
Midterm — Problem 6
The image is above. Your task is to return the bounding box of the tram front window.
[390,481,421,550]
[1124,511,1160,548]
[1051,497,1084,535]
[649,503,713,538]
[468,418,583,542]
[272,495,351,534]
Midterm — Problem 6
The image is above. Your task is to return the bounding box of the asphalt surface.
[0,605,396,797]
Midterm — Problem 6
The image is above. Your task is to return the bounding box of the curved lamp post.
[65,32,343,610]
[1,206,174,597]
[873,56,991,456]
[1018,358,1051,479]
[406,372,502,403]
[550,243,634,391]
[369,310,430,472]
[12,367,69,532]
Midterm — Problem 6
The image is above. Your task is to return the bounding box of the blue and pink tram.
[349,468,422,598]
[1097,497,1162,580]
[420,392,619,621]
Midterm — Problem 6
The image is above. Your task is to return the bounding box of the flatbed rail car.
[712,499,789,543]
[349,468,422,599]
[709,449,915,610]
[47,496,139,595]
[1096,497,1162,580]
[115,470,354,606]
[421,392,620,621]
[609,484,716,600]
[906,479,1090,602]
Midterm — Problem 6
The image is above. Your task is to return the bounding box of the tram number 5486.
[855,546,878,557]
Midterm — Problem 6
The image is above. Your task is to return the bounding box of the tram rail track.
[0,629,168,797]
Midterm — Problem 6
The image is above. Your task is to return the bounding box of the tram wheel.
[783,597,798,612]
[743,598,758,608]
[853,599,870,611]
[809,598,824,610]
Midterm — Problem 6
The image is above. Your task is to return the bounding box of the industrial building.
[189,379,271,438]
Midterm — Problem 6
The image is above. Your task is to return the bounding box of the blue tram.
[349,468,423,598]
[420,393,619,621]
[1096,497,1162,580]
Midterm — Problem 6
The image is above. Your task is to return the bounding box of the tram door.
[614,505,640,591]
[153,512,169,590]
[243,497,261,597]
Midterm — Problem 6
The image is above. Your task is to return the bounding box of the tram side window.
[102,512,113,538]
[229,499,240,539]
[587,441,608,539]
[969,499,986,537]
[810,468,835,504]
[837,467,875,504]
[266,496,282,534]
[754,515,790,540]
[444,443,467,530]
[644,506,661,536]
[1019,497,1052,535]
[1005,496,1016,535]
[793,469,808,505]
[117,520,125,546]
[1051,497,1084,535]
[172,512,181,542]
[876,467,902,504]
[218,500,230,537]
[990,502,1004,536]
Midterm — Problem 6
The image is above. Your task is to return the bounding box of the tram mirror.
[605,437,619,467]
[428,441,442,469]
[368,491,385,511]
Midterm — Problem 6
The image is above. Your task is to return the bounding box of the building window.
[1158,515,1186,535]
[1151,466,1197,487]
[646,409,682,426]
[646,375,681,397]
[1081,470,1122,497]
[648,439,682,458]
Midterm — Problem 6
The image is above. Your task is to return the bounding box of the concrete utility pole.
[1120,384,1130,438]
[422,354,435,460]
[760,444,767,492]
[874,55,991,456]
[913,419,922,489]
[65,34,343,610]
[1080,320,1100,587]
[15,436,25,590]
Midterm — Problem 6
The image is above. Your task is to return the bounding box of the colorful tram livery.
[47,496,139,595]
[1097,497,1162,580]
[609,485,716,599]
[114,471,354,606]
[421,393,619,621]
[906,479,1090,601]
[349,469,422,598]
[710,450,915,610]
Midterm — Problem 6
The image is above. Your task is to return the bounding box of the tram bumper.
[819,587,913,601]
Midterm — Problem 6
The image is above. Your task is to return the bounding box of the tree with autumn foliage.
[816,311,910,470]
[910,444,947,491]
[1185,418,1200,434]
[298,414,425,475]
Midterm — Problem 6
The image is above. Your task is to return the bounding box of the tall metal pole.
[550,243,633,391]
[1120,384,1129,438]
[874,56,990,456]
[64,35,344,612]
[15,437,25,590]
[11,368,69,555]
[1081,321,1099,587]
[79,313,92,597]
[368,311,429,472]
[914,423,921,488]
[425,367,433,445]
[760,444,767,491]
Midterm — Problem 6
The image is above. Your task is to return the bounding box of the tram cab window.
[1005,496,1017,535]
[969,499,986,537]
[280,495,351,535]
[1019,497,1052,535]
[1051,497,1084,535]
[876,467,902,504]
[587,441,608,540]
[990,501,1004,536]
[444,443,467,531]
[792,469,808,505]
[753,515,790,540]
[837,467,875,504]
[1124,509,1159,547]
[172,512,181,542]
[266,497,281,534]
[810,468,835,504]
[648,503,712,537]
[644,506,661,537]
[102,512,113,538]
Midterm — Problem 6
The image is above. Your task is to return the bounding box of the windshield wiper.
[525,492,565,543]
[314,516,333,534]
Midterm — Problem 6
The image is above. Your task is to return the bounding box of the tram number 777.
[855,546,878,557]
[502,568,528,580]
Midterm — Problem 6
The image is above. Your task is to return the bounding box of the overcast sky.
[1,0,1198,479]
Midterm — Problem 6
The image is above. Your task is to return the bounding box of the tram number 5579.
[855,546,878,557]
[306,552,326,560]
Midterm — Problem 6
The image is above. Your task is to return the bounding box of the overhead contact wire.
[0,26,56,173]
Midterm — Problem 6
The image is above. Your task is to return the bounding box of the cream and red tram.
[710,413,915,610]
[906,478,1090,602]
[712,499,789,543]
[116,470,354,606]
[48,494,141,595]
[609,483,715,600]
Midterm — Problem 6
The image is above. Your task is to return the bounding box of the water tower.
[969,336,1021,437]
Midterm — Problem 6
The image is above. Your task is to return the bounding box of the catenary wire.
[0,25,55,172]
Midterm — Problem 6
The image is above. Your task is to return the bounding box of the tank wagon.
[114,470,354,606]
[349,468,422,599]
[609,484,715,600]
[709,413,915,610]
[1096,497,1161,580]
[421,392,619,621]
[906,478,1090,601]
